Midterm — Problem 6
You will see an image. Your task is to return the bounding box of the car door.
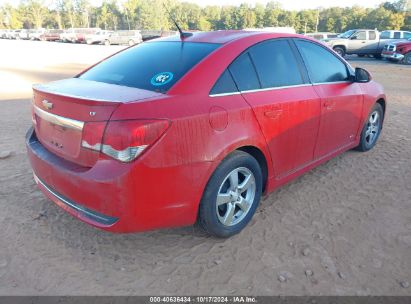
[347,30,369,53]
[294,39,363,159]
[229,39,322,178]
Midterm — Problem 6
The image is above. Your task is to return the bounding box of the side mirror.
[354,67,372,83]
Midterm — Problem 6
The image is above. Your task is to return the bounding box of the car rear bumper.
[382,52,404,61]
[26,127,208,233]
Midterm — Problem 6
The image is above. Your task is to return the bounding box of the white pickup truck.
[322,29,411,58]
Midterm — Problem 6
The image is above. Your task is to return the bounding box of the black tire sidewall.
[333,47,345,57]
[198,151,263,238]
[357,103,384,152]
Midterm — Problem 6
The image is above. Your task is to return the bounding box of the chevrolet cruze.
[26,30,386,237]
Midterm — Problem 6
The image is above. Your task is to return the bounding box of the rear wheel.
[198,151,262,238]
[128,39,135,46]
[355,103,383,152]
[333,46,345,57]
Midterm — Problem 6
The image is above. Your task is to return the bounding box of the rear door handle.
[323,100,335,110]
[264,107,283,119]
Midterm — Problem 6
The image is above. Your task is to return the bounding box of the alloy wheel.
[216,167,256,226]
[365,110,380,146]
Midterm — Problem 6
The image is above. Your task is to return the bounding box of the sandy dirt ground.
[0,39,410,296]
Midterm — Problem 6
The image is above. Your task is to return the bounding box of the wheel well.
[376,98,386,117]
[333,45,346,51]
[237,146,268,192]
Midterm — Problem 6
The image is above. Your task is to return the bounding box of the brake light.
[81,119,170,162]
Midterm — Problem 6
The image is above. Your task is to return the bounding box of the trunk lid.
[32,78,162,167]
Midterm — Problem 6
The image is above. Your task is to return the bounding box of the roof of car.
[157,30,301,44]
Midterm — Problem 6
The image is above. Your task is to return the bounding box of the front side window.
[79,41,219,92]
[295,40,349,83]
[404,32,411,39]
[394,32,401,39]
[369,31,377,40]
[352,31,366,40]
[248,39,304,88]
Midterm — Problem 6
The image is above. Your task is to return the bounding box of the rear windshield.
[79,41,220,93]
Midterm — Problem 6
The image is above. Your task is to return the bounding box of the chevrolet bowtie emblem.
[42,100,53,110]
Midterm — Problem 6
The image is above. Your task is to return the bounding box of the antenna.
[163,4,193,39]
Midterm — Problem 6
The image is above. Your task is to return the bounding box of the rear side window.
[228,53,260,91]
[369,31,377,40]
[79,41,219,93]
[404,32,411,39]
[394,32,401,39]
[295,40,348,83]
[380,31,390,39]
[249,39,304,88]
[210,70,238,95]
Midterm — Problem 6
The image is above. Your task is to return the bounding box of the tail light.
[81,119,170,162]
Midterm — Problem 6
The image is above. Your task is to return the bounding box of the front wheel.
[355,103,384,152]
[104,39,110,46]
[198,151,262,238]
[402,52,411,65]
[128,39,135,46]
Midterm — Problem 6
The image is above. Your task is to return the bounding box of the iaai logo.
[151,72,174,86]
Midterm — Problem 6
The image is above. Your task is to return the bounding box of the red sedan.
[26,31,386,237]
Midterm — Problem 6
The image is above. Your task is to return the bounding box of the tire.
[402,52,411,65]
[198,150,263,238]
[104,39,110,46]
[128,39,135,46]
[358,54,365,57]
[333,46,346,57]
[355,103,384,152]
[374,54,382,59]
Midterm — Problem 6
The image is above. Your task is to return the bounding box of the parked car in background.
[17,29,30,40]
[9,30,22,39]
[26,31,386,237]
[382,38,411,64]
[323,29,411,58]
[40,29,64,41]
[85,30,112,44]
[140,30,178,41]
[61,28,100,43]
[29,29,45,40]
[305,32,338,40]
[104,30,142,46]
[0,29,7,38]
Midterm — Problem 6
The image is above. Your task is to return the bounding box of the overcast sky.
[0,0,384,10]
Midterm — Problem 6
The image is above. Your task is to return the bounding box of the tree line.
[0,0,410,33]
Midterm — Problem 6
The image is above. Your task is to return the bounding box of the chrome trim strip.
[240,83,313,94]
[34,105,84,131]
[33,173,118,226]
[312,81,352,86]
[209,91,242,97]
[209,83,313,97]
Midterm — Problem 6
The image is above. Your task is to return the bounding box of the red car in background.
[382,38,411,64]
[40,29,64,41]
[26,31,386,237]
